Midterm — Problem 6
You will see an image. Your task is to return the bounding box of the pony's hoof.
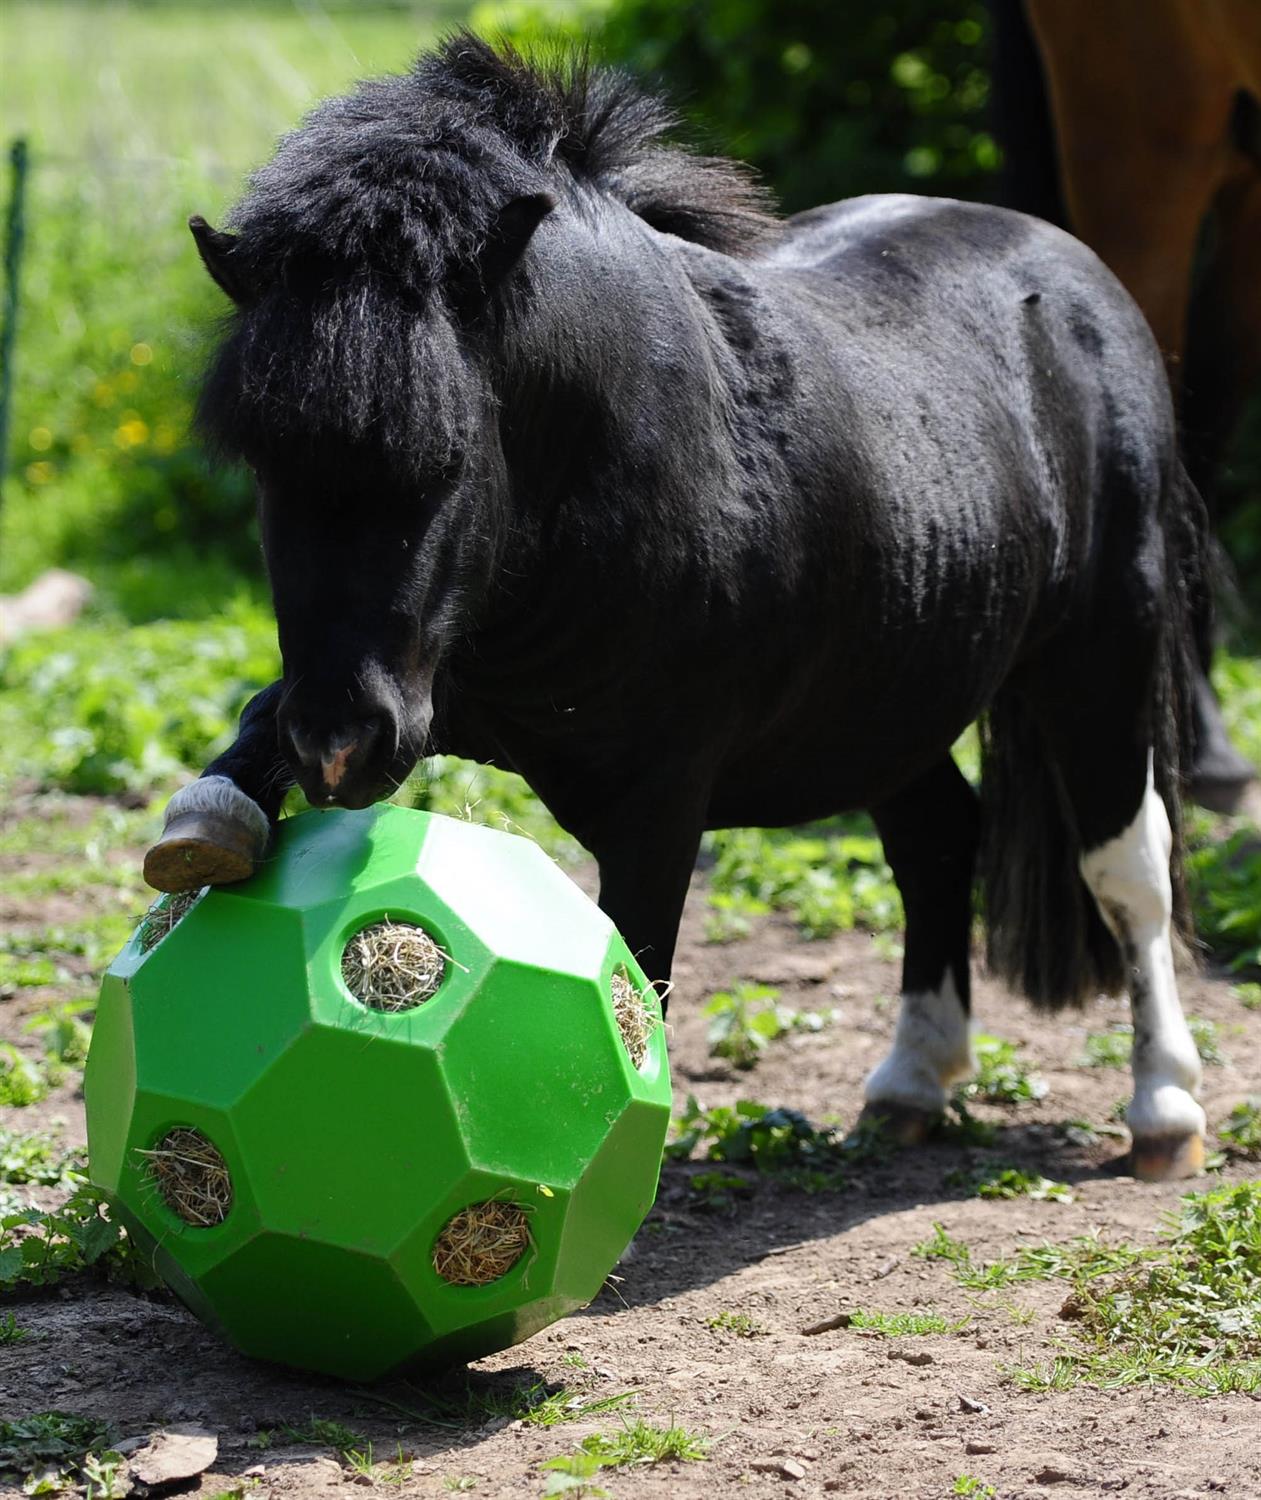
[1129,1132,1205,1182]
[143,812,261,893]
[851,1101,941,1148]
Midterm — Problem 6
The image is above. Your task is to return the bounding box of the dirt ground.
[2,802,1259,1500]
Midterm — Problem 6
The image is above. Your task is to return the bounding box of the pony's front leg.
[587,782,708,998]
[144,680,291,892]
[858,758,981,1143]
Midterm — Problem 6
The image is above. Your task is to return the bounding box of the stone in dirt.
[128,1426,219,1489]
[886,1348,934,1366]
[752,1457,808,1479]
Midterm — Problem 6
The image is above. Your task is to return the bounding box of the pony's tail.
[979,467,1202,1010]
[978,694,1127,1011]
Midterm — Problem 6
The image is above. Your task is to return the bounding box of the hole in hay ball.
[341,920,446,1012]
[433,1201,531,1287]
[138,889,204,954]
[611,967,658,1069]
[140,1127,233,1227]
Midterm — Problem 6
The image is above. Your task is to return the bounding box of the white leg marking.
[864,973,974,1115]
[164,775,270,849]
[1079,756,1204,1143]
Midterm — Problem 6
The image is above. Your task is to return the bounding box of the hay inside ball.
[139,1126,233,1226]
[612,967,658,1069]
[433,1201,531,1286]
[341,919,446,1011]
[138,889,204,954]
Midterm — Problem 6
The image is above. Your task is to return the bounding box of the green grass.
[953,1033,1046,1106]
[946,1165,1073,1202]
[667,1097,847,1192]
[0,1412,115,1494]
[541,1419,709,1494]
[1220,1098,1261,1158]
[702,982,836,1069]
[704,1310,766,1337]
[848,1309,968,1336]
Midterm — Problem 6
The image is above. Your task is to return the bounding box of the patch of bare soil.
[2,838,1259,1500]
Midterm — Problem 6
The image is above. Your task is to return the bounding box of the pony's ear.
[189,215,252,306]
[477,192,556,291]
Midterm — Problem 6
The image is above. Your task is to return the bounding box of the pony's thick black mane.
[227,32,778,294]
[200,33,778,466]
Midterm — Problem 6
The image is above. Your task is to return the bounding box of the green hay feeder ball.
[84,804,671,1380]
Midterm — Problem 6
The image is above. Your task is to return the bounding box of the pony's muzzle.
[282,716,387,807]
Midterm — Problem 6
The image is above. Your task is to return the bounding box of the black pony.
[148,35,1210,1181]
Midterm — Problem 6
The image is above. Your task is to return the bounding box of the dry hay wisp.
[433,1201,531,1286]
[342,919,447,1012]
[138,889,204,953]
[611,968,658,1068]
[140,1126,233,1226]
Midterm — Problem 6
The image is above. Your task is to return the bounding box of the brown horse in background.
[993,0,1261,809]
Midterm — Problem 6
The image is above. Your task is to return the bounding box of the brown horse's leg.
[1183,165,1261,518]
[1025,0,1235,374]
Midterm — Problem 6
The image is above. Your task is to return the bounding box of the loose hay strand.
[433,1201,531,1286]
[138,889,204,953]
[612,968,659,1068]
[139,1127,233,1227]
[341,920,447,1012]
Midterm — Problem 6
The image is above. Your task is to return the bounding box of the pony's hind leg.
[1076,752,1205,1179]
[144,681,289,892]
[859,757,980,1144]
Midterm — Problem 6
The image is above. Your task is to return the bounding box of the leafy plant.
[0,1185,159,1292]
[0,1045,50,1107]
[947,1165,1072,1202]
[705,818,902,940]
[24,999,95,1068]
[705,1310,766,1337]
[952,1476,996,1498]
[667,1097,847,1191]
[703,982,835,1068]
[1003,1184,1261,1392]
[847,1308,967,1335]
[1187,829,1261,972]
[0,1312,30,1345]
[0,1413,114,1494]
[953,1033,1046,1105]
[0,1128,86,1189]
[1220,1098,1261,1158]
[541,1418,709,1493]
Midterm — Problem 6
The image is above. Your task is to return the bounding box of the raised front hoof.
[851,1101,942,1149]
[1189,745,1256,815]
[143,812,261,893]
[1129,1132,1205,1182]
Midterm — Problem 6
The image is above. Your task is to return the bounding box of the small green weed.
[848,1309,967,1335]
[952,1477,996,1498]
[668,1097,847,1192]
[24,999,95,1067]
[947,1166,1072,1202]
[0,1128,87,1189]
[706,817,901,940]
[954,1033,1046,1105]
[1220,1098,1261,1158]
[0,1412,114,1493]
[1082,1025,1133,1069]
[278,1419,365,1458]
[0,1185,158,1292]
[911,1222,971,1265]
[0,1044,51,1107]
[1235,982,1261,1011]
[687,1170,752,1213]
[703,983,836,1069]
[541,1418,709,1493]
[442,1479,477,1493]
[1188,828,1261,971]
[0,1312,30,1344]
[705,1310,766,1337]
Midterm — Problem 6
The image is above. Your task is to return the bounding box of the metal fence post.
[0,137,31,515]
